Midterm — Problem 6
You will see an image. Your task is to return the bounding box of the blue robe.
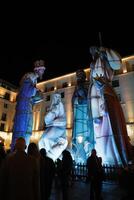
[11,75,41,150]
[72,82,93,163]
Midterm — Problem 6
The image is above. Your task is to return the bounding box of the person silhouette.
[87,149,103,200]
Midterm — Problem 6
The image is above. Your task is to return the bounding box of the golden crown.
[34,60,45,68]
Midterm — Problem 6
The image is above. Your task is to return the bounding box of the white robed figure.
[88,46,132,165]
[39,93,68,161]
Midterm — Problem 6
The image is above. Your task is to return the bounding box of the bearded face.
[76,69,86,84]
[36,68,45,80]
[52,93,61,105]
[90,46,100,59]
[34,60,46,79]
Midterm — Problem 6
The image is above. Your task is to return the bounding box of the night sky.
[1,31,134,87]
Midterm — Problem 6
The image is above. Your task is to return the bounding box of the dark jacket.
[0,150,40,200]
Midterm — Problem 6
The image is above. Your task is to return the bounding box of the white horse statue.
[38,93,68,161]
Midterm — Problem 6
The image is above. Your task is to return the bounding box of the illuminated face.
[35,67,46,79]
[76,69,86,82]
[90,46,99,59]
[38,69,45,77]
[52,94,61,105]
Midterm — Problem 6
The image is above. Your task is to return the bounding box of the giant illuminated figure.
[88,46,132,165]
[39,93,68,161]
[72,69,93,163]
[11,60,46,151]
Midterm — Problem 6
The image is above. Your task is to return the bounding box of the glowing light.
[123,69,127,73]
[30,131,43,143]
[66,110,72,129]
[0,89,5,97]
[68,83,71,87]
[10,92,17,102]
[122,55,134,61]
[66,128,72,147]
[33,110,40,130]
[77,135,83,144]
[0,131,12,149]
[126,102,134,123]
[127,124,134,145]
[54,86,57,90]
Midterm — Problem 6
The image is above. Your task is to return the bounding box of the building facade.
[0,79,17,149]
[0,55,134,149]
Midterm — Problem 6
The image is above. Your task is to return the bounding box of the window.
[112,80,119,87]
[117,94,121,102]
[44,87,48,92]
[0,123,5,131]
[50,86,54,91]
[61,92,64,98]
[4,92,10,100]
[4,103,8,108]
[46,95,50,101]
[62,82,68,88]
[1,113,7,121]
[131,64,134,71]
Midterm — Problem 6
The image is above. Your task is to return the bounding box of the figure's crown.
[34,60,45,71]
[34,60,45,67]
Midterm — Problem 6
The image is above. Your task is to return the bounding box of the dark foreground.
[50,181,127,200]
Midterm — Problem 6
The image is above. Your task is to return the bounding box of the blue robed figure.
[11,60,46,151]
[72,69,94,163]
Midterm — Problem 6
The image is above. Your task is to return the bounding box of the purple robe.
[11,74,42,151]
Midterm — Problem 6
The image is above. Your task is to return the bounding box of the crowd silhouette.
[0,138,134,200]
[0,138,73,200]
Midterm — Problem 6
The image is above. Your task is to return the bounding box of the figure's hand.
[58,138,66,145]
[94,74,105,84]
[93,74,106,89]
[36,88,42,93]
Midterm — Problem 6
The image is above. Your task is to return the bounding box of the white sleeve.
[106,49,122,70]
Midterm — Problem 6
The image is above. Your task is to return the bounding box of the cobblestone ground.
[50,181,125,200]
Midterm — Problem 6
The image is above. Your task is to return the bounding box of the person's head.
[40,148,47,157]
[27,142,39,157]
[76,69,86,83]
[62,150,72,159]
[0,140,6,157]
[98,156,102,164]
[62,149,69,156]
[51,93,61,105]
[89,46,99,59]
[91,149,97,157]
[34,60,46,80]
[15,137,26,151]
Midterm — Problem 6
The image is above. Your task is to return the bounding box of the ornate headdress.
[34,60,46,71]
[76,69,86,83]
[51,93,61,106]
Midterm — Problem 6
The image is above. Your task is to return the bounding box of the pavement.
[50,180,125,200]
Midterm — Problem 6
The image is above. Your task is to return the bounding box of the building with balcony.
[0,79,17,149]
